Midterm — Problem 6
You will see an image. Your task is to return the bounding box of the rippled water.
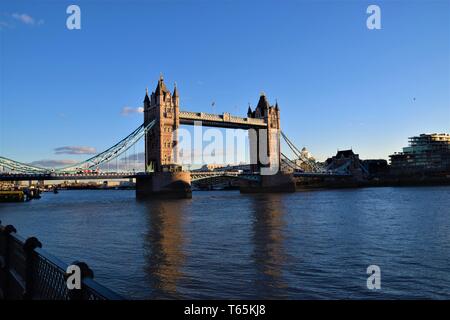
[0,187,449,299]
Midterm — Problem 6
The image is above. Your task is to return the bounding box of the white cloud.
[12,13,35,25]
[9,13,44,27]
[121,106,144,116]
[29,159,78,168]
[119,152,145,162]
[54,146,97,155]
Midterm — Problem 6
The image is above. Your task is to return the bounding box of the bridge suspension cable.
[0,121,155,174]
[0,156,49,173]
[280,131,325,173]
[57,120,155,172]
[280,152,304,172]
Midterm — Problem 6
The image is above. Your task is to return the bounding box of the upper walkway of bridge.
[179,111,267,129]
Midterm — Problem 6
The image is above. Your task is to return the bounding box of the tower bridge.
[0,75,351,197]
[142,75,281,175]
[138,75,289,197]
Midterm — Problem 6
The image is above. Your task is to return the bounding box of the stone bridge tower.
[247,93,281,174]
[138,76,191,199]
[143,75,180,172]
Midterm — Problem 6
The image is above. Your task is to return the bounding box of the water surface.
[0,187,449,299]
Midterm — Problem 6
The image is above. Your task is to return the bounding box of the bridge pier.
[136,171,192,199]
[240,172,295,193]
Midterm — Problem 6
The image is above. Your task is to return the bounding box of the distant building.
[293,147,318,172]
[197,164,226,171]
[389,133,450,173]
[214,164,251,172]
[362,159,389,175]
[325,149,368,178]
[300,147,315,161]
[326,150,359,169]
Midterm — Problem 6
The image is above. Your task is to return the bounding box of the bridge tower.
[242,94,294,192]
[144,75,180,172]
[137,76,191,198]
[247,93,281,173]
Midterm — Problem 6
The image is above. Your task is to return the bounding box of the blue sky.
[0,0,449,166]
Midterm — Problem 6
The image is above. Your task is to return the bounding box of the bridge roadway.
[0,172,135,181]
[190,171,261,182]
[293,172,351,177]
[0,171,351,182]
[0,171,261,182]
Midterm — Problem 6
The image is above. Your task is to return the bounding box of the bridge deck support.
[136,172,192,199]
[240,173,295,193]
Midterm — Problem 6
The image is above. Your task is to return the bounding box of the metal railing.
[0,221,123,300]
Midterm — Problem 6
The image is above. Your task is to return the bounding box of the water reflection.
[140,199,188,298]
[1,188,450,299]
[250,194,288,298]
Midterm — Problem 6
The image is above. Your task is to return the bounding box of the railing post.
[0,224,17,300]
[22,237,42,300]
[68,261,94,300]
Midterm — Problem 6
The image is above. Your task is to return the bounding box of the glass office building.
[389,133,450,173]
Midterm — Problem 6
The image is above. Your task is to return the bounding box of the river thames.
[0,186,449,299]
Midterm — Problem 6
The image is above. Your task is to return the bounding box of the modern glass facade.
[389,134,450,173]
